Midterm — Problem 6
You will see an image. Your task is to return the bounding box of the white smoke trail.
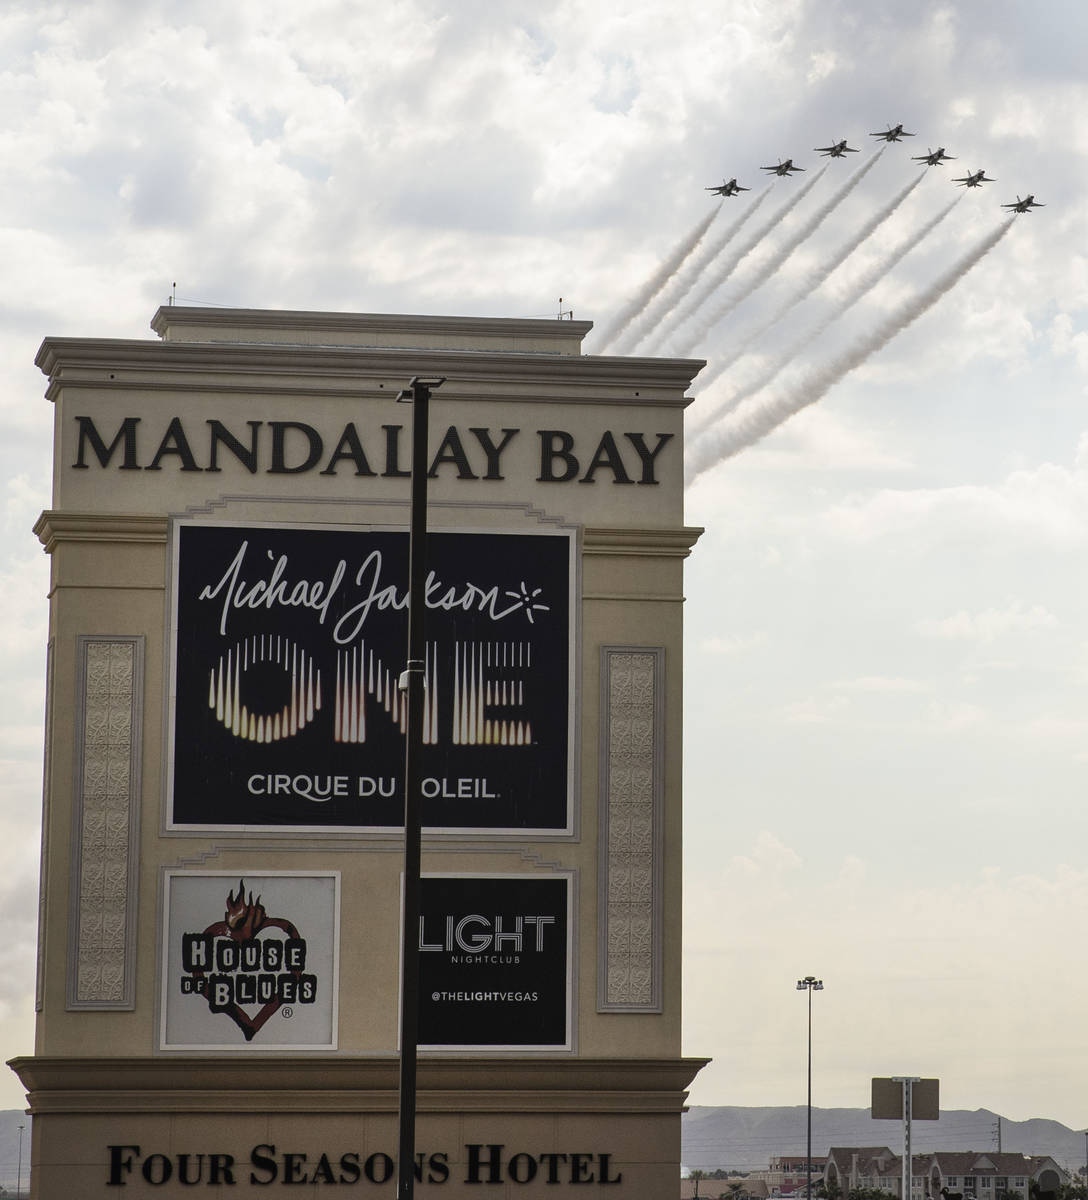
[708,168,924,379]
[592,205,720,353]
[640,171,826,355]
[669,152,884,358]
[685,219,1014,484]
[691,193,963,433]
[610,187,771,355]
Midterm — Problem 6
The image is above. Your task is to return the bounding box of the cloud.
[833,675,928,693]
[924,697,986,731]
[1026,714,1088,741]
[806,50,838,85]
[1049,312,1088,375]
[698,632,768,656]
[916,602,1058,643]
[795,435,1088,549]
[725,831,803,881]
[783,693,850,723]
[704,405,916,473]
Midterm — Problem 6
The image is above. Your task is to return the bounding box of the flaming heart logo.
[181,879,317,1042]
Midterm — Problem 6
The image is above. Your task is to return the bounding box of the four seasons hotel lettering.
[14,307,705,1197]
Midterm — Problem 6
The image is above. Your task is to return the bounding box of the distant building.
[825,1148,915,1198]
[681,1177,771,1200]
[749,1155,829,1196]
[823,1147,1067,1200]
[927,1152,1065,1200]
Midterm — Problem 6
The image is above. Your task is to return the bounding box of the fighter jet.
[952,169,994,188]
[705,178,750,197]
[761,159,805,176]
[1002,194,1045,213]
[814,139,859,157]
[871,124,914,141]
[912,147,955,166]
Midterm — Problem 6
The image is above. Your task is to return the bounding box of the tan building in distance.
[824,1147,1066,1200]
[10,307,706,1196]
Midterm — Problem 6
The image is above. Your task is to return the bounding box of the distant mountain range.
[683,1107,1088,1175]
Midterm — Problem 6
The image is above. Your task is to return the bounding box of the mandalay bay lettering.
[72,415,674,484]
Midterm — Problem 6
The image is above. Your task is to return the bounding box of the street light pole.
[394,375,445,1200]
[890,1076,921,1200]
[797,976,824,1200]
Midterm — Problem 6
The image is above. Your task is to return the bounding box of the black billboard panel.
[168,522,574,832]
[414,874,571,1050]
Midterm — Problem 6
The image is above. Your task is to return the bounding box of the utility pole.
[892,1076,920,1200]
[797,977,824,1200]
[393,375,445,1200]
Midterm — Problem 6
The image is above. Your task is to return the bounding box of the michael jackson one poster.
[167,521,574,832]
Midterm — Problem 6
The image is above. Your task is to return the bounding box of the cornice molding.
[582,526,704,556]
[10,1055,710,1113]
[35,337,704,405]
[34,512,168,552]
[32,516,703,557]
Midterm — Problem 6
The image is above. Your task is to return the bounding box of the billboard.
[167,521,575,833]
[871,1077,940,1119]
[414,874,572,1051]
[159,871,340,1050]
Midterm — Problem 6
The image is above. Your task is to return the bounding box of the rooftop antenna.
[170,281,177,306]
[557,296,573,320]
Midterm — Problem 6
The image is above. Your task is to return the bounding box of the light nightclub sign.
[160,871,339,1050]
[167,521,574,832]
[415,874,571,1050]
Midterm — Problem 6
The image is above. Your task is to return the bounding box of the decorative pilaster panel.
[598,647,664,1011]
[67,637,143,1009]
[35,640,55,1012]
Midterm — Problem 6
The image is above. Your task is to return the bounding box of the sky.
[1,0,1087,1136]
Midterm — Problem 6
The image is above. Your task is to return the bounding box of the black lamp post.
[394,375,445,1200]
[797,976,824,1200]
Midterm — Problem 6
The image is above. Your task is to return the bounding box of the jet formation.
[704,122,1042,211]
[761,159,805,176]
[705,178,750,197]
[814,139,859,157]
[1002,194,1045,212]
[871,124,914,141]
[912,147,955,166]
[953,169,994,188]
